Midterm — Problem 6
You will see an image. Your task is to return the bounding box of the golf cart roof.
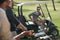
[17,1,48,6]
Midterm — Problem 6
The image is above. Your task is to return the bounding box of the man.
[6,6,27,36]
[29,6,43,26]
[0,0,12,40]
[6,0,27,31]
[29,6,46,31]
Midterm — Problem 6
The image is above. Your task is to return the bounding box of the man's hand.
[26,30,34,37]
[13,31,26,40]
[17,23,27,31]
[13,30,34,40]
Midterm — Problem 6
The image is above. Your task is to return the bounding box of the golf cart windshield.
[17,1,51,21]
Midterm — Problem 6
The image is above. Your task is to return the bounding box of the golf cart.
[16,1,59,40]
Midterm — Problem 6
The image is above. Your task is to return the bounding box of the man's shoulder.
[6,7,13,15]
[31,11,36,13]
[0,8,5,15]
[29,11,36,16]
[0,8,5,12]
[6,7,12,10]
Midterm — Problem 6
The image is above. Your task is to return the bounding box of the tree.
[52,0,56,11]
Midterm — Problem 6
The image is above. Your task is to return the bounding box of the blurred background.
[13,0,60,39]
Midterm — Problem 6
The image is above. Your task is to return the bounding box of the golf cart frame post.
[39,4,45,17]
[17,1,52,21]
[45,4,52,21]
[18,5,23,16]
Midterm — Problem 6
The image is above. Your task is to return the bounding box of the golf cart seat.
[16,15,27,26]
[19,15,27,25]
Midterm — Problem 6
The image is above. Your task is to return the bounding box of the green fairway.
[14,0,60,39]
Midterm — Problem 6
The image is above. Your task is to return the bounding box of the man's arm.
[0,11,12,40]
[30,16,35,22]
[13,30,34,40]
[6,7,27,31]
[17,23,27,31]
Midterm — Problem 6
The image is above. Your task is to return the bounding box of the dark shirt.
[6,7,20,31]
[29,11,41,21]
